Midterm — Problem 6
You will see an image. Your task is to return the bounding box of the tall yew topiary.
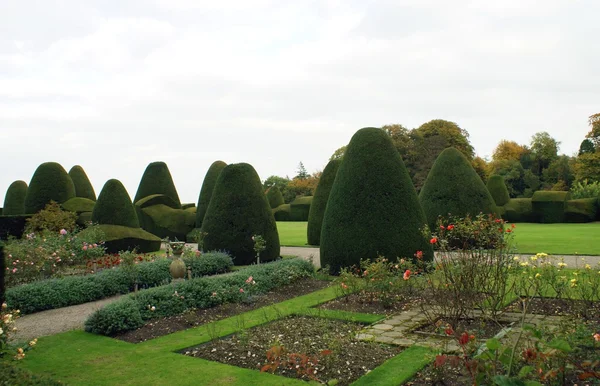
[0,244,5,305]
[69,165,97,201]
[419,147,497,230]
[134,161,181,208]
[196,161,227,228]
[24,162,76,214]
[266,186,284,209]
[92,179,140,228]
[201,163,280,265]
[320,128,433,274]
[307,159,340,245]
[486,175,510,207]
[3,180,28,215]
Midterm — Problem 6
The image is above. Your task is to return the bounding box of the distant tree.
[530,132,560,175]
[579,139,596,155]
[471,156,489,183]
[287,172,320,197]
[542,155,574,190]
[414,119,474,160]
[263,175,290,191]
[295,162,309,180]
[492,140,528,162]
[489,159,526,197]
[574,152,600,183]
[585,113,600,147]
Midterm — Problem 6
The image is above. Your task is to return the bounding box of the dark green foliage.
[201,163,280,265]
[266,186,284,208]
[84,258,313,335]
[182,203,196,210]
[0,361,64,385]
[25,201,77,234]
[134,161,181,208]
[77,212,93,227]
[0,244,4,305]
[419,147,497,230]
[320,127,433,275]
[531,191,571,223]
[136,194,179,209]
[290,196,313,221]
[2,180,28,215]
[24,162,76,214]
[272,204,291,221]
[307,159,341,245]
[137,204,196,240]
[85,224,161,253]
[196,160,227,228]
[68,165,96,201]
[5,252,232,314]
[504,199,536,223]
[579,139,595,155]
[565,198,598,223]
[486,175,510,207]
[0,215,31,240]
[61,197,95,213]
[92,179,140,228]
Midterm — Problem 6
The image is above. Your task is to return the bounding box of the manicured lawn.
[278,221,600,255]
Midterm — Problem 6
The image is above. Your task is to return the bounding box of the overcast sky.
[1,0,599,205]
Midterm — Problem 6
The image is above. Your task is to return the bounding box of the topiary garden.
[306,158,340,245]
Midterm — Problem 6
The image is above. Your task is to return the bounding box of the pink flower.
[93,243,98,248]
[12,268,17,273]
[430,237,438,244]
[60,229,67,235]
[594,333,600,342]
[245,276,253,284]
[414,251,423,260]
[211,292,217,297]
[403,270,411,280]
[82,245,88,251]
[239,288,244,293]
[341,282,348,290]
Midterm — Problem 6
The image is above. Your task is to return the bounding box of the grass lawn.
[278,221,600,255]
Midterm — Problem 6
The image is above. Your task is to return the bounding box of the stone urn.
[169,241,186,257]
[170,257,186,280]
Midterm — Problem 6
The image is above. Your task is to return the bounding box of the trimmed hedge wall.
[320,127,433,275]
[266,186,285,209]
[92,179,140,228]
[202,163,280,265]
[137,204,196,241]
[2,180,28,215]
[5,252,233,315]
[62,197,96,214]
[419,148,497,230]
[290,196,313,221]
[68,165,96,201]
[134,161,181,209]
[0,215,31,240]
[272,204,291,221]
[531,191,571,223]
[84,258,313,336]
[503,198,536,223]
[307,159,341,245]
[85,224,161,254]
[564,198,598,223]
[196,161,227,229]
[135,194,179,209]
[24,162,75,214]
[486,175,510,207]
[182,203,196,210]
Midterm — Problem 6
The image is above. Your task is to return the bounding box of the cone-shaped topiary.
[266,186,284,209]
[201,163,280,265]
[320,128,433,274]
[134,161,181,208]
[24,162,76,214]
[69,165,97,201]
[3,180,28,215]
[419,147,497,230]
[486,175,510,207]
[307,159,340,245]
[196,161,227,228]
[92,179,140,228]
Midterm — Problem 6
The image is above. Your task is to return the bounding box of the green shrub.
[182,203,195,210]
[531,190,571,223]
[77,212,92,227]
[320,127,433,275]
[202,163,280,265]
[419,147,497,230]
[68,165,96,201]
[0,215,31,240]
[486,175,510,206]
[61,197,95,213]
[24,162,75,214]
[307,159,341,245]
[503,198,536,223]
[92,179,139,228]
[273,204,291,221]
[5,252,232,314]
[135,194,179,209]
[564,198,598,223]
[25,201,77,234]
[570,179,600,199]
[84,258,313,335]
[134,161,181,208]
[196,160,227,229]
[83,224,161,253]
[289,196,313,221]
[266,186,284,209]
[0,361,64,385]
[137,204,195,240]
[2,180,28,215]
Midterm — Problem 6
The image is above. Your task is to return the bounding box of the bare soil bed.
[317,292,422,315]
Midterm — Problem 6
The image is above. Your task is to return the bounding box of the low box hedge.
[272,204,291,221]
[531,191,571,223]
[84,258,314,336]
[503,198,537,223]
[290,196,313,221]
[565,198,598,223]
[5,252,233,314]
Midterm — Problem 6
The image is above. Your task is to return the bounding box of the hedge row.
[290,196,313,221]
[84,258,314,336]
[5,252,233,314]
[502,196,599,223]
[0,214,32,240]
[531,191,571,223]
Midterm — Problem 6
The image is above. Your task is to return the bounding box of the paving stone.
[392,338,415,346]
[368,329,384,335]
[386,318,406,326]
[374,336,395,344]
[355,333,374,340]
[382,331,404,338]
[372,324,394,331]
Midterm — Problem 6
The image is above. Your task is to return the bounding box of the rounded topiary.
[61,197,96,213]
[24,162,76,214]
[92,179,139,228]
[3,180,28,215]
[419,147,497,230]
[68,165,97,201]
[134,161,181,208]
[307,159,340,245]
[196,161,227,228]
[486,175,510,207]
[201,163,280,265]
[266,186,284,209]
[320,127,433,275]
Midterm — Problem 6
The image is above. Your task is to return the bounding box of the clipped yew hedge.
[290,196,313,221]
[531,191,571,223]
[134,161,181,208]
[565,198,598,223]
[92,179,139,228]
[68,165,96,201]
[272,204,291,221]
[503,198,536,223]
[307,159,340,245]
[266,186,284,209]
[196,161,227,229]
[24,162,75,214]
[486,175,510,207]
[2,180,28,215]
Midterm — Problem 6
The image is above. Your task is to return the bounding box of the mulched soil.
[180,315,403,385]
[115,278,331,343]
[413,318,511,340]
[317,291,422,315]
[506,297,600,323]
